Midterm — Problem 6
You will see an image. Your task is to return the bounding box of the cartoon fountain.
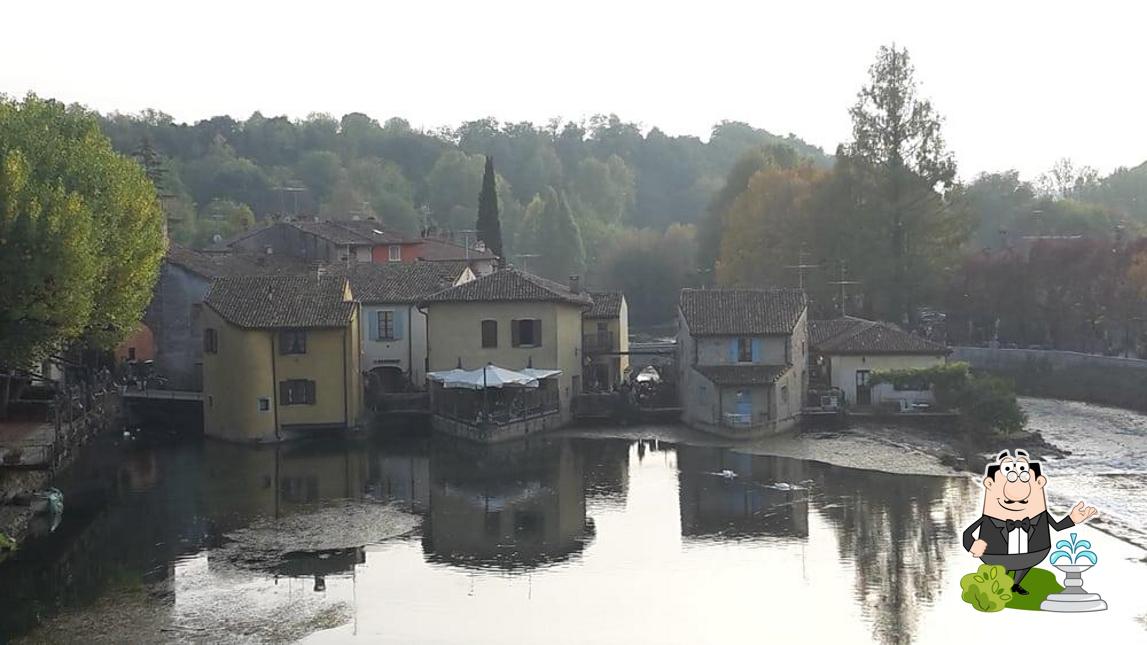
[1040,532,1107,612]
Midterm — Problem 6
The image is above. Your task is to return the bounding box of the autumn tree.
[517,187,585,281]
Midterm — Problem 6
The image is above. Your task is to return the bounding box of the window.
[388,245,402,262]
[737,337,752,363]
[127,347,136,361]
[377,311,395,340]
[257,397,270,411]
[280,330,307,355]
[785,340,792,364]
[481,320,498,348]
[781,384,789,404]
[204,328,218,354]
[280,379,316,405]
[512,319,542,347]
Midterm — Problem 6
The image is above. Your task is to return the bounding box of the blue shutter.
[729,338,737,363]
[394,310,405,340]
[752,338,763,363]
[368,310,379,341]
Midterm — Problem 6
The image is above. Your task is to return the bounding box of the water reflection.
[0,429,1064,644]
[422,439,594,571]
[677,446,810,539]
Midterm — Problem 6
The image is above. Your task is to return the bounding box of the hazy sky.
[5,0,1144,180]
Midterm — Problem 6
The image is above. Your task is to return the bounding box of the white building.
[677,288,808,437]
[809,317,949,409]
[341,262,475,392]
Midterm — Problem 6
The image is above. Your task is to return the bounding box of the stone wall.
[952,346,1147,411]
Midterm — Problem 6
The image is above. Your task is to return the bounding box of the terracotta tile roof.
[809,316,949,355]
[585,292,624,319]
[679,288,806,336]
[413,236,497,261]
[335,262,469,303]
[166,244,311,279]
[694,364,790,386]
[205,275,355,329]
[421,268,591,307]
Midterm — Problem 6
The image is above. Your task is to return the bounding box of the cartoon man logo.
[963,449,1098,595]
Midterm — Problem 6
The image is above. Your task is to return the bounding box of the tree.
[518,187,585,281]
[476,155,504,258]
[846,45,962,323]
[0,96,164,415]
[427,150,483,230]
[196,198,256,247]
[600,225,698,325]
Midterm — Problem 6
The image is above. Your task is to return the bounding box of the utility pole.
[784,249,820,290]
[828,260,861,317]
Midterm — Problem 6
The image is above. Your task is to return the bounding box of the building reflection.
[421,437,594,572]
[810,464,966,645]
[676,446,810,539]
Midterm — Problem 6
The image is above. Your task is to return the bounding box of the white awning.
[427,364,539,390]
[520,368,561,380]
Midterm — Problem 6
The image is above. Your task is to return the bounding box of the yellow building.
[421,269,592,440]
[809,316,949,409]
[582,292,629,391]
[201,274,363,442]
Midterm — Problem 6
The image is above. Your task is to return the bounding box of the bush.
[871,362,1027,436]
[960,564,1014,612]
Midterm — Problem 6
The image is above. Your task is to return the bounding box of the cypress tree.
[476,155,504,259]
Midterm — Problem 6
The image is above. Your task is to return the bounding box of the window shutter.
[369,310,379,341]
[394,311,404,340]
[729,339,737,363]
[306,380,316,404]
[279,381,289,404]
[511,320,520,347]
[533,319,542,346]
[752,338,763,363]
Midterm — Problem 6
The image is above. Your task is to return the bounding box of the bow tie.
[1005,517,1032,532]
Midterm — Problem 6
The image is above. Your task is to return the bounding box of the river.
[1,398,1145,644]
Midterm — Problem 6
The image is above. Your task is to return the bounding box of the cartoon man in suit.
[963,449,1099,595]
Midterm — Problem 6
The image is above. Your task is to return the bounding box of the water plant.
[1050,532,1097,565]
[0,532,16,551]
[960,564,1014,612]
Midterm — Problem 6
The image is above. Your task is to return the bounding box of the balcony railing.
[582,331,615,353]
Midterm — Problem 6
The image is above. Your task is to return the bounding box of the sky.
[4,0,1145,180]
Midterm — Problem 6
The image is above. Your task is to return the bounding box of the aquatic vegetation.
[1050,532,1097,565]
[960,564,1014,612]
[0,531,16,551]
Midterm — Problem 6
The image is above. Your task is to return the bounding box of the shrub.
[960,564,1014,612]
[871,362,1027,436]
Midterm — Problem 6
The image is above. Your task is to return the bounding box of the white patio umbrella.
[433,364,539,390]
[520,368,561,380]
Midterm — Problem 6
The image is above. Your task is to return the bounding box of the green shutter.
[306,380,316,404]
[279,381,289,404]
[511,320,520,347]
[534,319,542,346]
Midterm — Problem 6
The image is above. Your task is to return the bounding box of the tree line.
[704,45,1147,355]
[98,111,828,323]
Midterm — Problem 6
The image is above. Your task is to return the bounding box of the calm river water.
[3,401,1147,644]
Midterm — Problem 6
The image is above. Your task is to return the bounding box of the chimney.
[568,275,581,294]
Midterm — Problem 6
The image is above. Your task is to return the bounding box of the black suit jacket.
[963,511,1075,554]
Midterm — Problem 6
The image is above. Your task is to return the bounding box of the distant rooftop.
[809,316,948,355]
[205,275,355,329]
[585,292,624,319]
[421,268,591,307]
[679,288,806,336]
[335,261,470,304]
[694,364,790,386]
[165,244,310,279]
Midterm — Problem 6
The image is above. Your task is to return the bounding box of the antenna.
[784,249,820,290]
[827,260,861,316]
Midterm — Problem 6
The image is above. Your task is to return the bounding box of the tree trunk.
[0,371,12,421]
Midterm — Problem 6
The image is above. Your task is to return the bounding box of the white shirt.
[1007,527,1029,554]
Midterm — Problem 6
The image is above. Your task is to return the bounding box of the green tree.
[195,198,256,247]
[518,187,585,281]
[427,150,484,229]
[476,155,503,258]
[0,96,164,414]
[297,150,343,203]
[845,44,962,323]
